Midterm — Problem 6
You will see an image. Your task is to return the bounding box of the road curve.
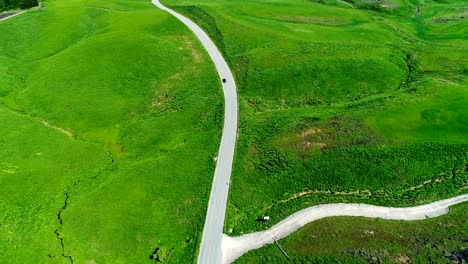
[151,1,238,264]
[222,194,468,263]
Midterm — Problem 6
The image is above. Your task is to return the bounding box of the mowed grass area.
[238,202,468,263]
[0,0,222,263]
[163,0,467,261]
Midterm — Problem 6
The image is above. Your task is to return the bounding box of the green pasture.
[0,0,222,262]
[1,0,467,262]
[164,0,467,261]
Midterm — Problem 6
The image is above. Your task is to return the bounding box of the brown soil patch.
[180,36,202,63]
[334,190,372,196]
[299,128,322,138]
[265,189,372,210]
[301,141,326,150]
[152,92,170,108]
[152,72,182,109]
[396,254,411,264]
[316,142,326,148]
[42,120,73,137]
[276,16,348,26]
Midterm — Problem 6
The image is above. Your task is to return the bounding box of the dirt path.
[222,194,468,263]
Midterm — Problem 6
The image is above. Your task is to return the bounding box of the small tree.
[19,0,37,9]
[0,0,6,12]
[0,0,10,11]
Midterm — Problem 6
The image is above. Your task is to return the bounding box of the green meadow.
[0,0,222,262]
[1,0,467,262]
[163,0,467,261]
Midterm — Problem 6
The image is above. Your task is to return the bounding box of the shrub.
[0,0,38,12]
[19,0,37,9]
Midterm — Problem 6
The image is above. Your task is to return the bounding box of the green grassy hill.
[2,0,467,262]
[0,0,222,262]
[163,0,467,261]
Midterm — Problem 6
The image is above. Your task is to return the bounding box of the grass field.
[2,0,467,262]
[163,0,467,261]
[0,0,222,262]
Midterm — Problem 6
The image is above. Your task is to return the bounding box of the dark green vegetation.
[238,202,468,263]
[0,0,37,12]
[163,0,467,261]
[0,0,222,262]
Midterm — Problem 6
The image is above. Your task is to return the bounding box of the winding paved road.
[222,194,468,263]
[150,2,468,264]
[151,1,238,263]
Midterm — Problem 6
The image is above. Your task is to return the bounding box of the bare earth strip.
[42,120,74,137]
[222,194,468,263]
[151,1,239,264]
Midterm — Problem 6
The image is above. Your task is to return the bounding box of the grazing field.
[163,0,468,261]
[0,0,222,262]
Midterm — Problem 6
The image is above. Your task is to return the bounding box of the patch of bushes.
[0,0,38,12]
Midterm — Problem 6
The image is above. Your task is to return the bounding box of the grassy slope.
[162,0,467,261]
[0,105,108,263]
[0,0,222,262]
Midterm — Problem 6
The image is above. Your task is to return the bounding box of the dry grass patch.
[275,16,349,26]
[179,35,202,63]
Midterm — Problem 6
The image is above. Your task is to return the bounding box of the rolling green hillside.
[0,0,222,262]
[2,0,467,262]
[163,0,467,261]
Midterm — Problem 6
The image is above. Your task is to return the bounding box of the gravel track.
[222,194,468,263]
